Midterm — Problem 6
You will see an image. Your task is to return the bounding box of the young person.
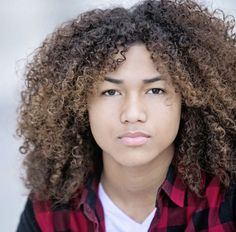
[17,0,236,231]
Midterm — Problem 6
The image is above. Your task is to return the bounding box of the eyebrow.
[104,76,162,84]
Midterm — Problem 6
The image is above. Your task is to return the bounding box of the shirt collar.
[160,163,187,208]
[76,174,100,209]
[77,163,187,210]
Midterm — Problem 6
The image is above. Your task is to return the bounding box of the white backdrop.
[0,0,235,231]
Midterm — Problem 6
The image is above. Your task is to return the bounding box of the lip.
[118,131,150,146]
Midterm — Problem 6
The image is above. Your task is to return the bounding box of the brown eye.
[147,88,164,95]
[102,89,120,96]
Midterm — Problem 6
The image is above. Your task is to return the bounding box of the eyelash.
[101,88,165,96]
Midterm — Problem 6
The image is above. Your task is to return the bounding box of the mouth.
[118,131,151,146]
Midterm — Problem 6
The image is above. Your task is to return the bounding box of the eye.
[102,89,121,96]
[146,88,165,95]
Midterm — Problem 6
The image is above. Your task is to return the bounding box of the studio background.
[0,0,235,231]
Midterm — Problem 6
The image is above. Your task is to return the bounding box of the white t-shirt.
[98,182,156,232]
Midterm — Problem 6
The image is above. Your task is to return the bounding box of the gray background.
[0,0,235,231]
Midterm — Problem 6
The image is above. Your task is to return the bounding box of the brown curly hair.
[17,0,236,203]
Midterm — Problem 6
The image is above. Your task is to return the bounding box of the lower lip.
[120,136,149,146]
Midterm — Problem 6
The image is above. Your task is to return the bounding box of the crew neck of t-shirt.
[98,182,156,232]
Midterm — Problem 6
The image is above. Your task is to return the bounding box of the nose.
[120,94,147,124]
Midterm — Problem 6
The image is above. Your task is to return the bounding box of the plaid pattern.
[18,164,236,232]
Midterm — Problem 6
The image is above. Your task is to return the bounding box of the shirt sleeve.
[233,184,236,223]
[16,197,42,232]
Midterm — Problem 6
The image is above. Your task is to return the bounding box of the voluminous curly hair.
[17,0,236,203]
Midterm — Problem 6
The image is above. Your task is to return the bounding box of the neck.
[100,146,174,222]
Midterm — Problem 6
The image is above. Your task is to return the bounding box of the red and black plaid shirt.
[17,164,236,232]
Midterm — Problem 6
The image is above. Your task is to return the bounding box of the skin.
[87,43,182,223]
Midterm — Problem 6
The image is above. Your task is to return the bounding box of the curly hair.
[17,0,236,203]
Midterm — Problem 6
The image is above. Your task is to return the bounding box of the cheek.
[88,105,115,139]
[89,101,118,123]
[167,106,181,128]
[152,104,181,135]
[89,114,115,153]
[167,108,181,138]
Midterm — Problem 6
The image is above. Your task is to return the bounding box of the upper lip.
[118,131,151,138]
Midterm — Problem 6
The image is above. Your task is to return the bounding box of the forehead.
[100,43,170,83]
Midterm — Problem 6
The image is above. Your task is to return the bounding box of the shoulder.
[223,183,236,208]
[220,183,236,223]
[17,192,82,232]
[205,174,236,198]
[17,197,41,232]
[204,174,236,220]
[22,177,96,232]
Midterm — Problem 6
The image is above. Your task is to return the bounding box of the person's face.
[87,43,182,168]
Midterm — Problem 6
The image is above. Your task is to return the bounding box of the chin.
[116,155,155,168]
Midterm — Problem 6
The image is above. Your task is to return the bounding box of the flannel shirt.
[17,164,236,232]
